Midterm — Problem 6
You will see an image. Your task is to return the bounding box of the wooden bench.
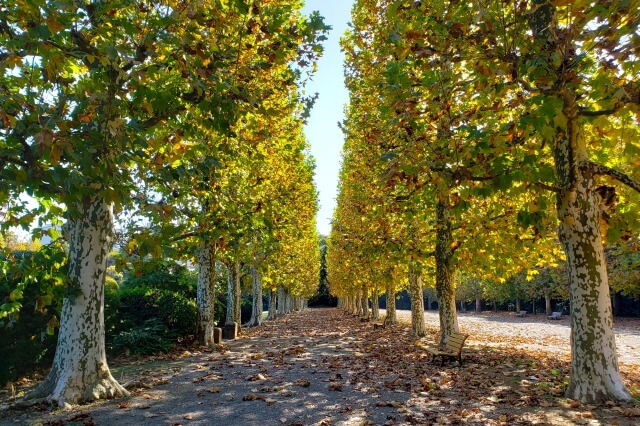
[515,310,527,317]
[547,311,562,320]
[421,332,469,366]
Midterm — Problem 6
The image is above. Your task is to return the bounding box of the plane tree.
[0,0,327,405]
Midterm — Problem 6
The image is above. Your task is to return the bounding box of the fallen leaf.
[243,393,265,401]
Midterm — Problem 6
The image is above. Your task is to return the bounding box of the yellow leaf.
[553,112,567,129]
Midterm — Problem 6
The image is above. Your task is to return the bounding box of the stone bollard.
[213,327,222,344]
[222,322,238,340]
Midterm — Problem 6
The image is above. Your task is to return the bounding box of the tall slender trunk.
[408,265,426,337]
[384,283,397,326]
[233,261,241,326]
[245,266,263,327]
[225,260,241,327]
[355,294,361,316]
[476,296,482,312]
[267,288,277,320]
[554,105,630,402]
[29,199,128,405]
[360,286,369,319]
[611,292,619,317]
[371,290,380,321]
[277,285,285,315]
[196,239,216,346]
[285,290,293,313]
[515,299,521,313]
[545,292,552,316]
[435,197,459,345]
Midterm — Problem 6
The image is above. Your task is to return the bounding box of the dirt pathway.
[2,308,639,425]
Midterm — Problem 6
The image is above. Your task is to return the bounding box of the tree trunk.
[384,283,397,326]
[545,292,552,316]
[267,288,277,320]
[360,286,369,319]
[371,291,380,321]
[277,285,285,315]
[355,293,361,316]
[245,266,263,327]
[476,296,482,312]
[285,291,293,314]
[611,292,619,317]
[225,260,241,327]
[435,197,459,345]
[553,94,630,402]
[408,265,426,337]
[515,298,521,313]
[196,239,216,346]
[28,199,128,405]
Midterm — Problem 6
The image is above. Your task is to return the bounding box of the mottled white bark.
[196,240,216,346]
[245,266,263,327]
[554,95,630,402]
[408,266,426,337]
[28,199,128,405]
[435,197,459,346]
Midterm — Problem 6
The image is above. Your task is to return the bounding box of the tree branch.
[586,161,640,194]
[578,107,619,117]
[533,181,560,193]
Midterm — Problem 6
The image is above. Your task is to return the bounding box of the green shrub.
[122,260,196,297]
[105,285,196,353]
[110,318,175,355]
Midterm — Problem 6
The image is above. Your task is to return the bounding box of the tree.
[471,0,640,402]
[1,0,327,405]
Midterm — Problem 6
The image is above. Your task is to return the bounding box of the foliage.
[122,260,197,297]
[0,247,65,384]
[110,318,175,356]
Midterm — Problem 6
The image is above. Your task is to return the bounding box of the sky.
[301,0,354,237]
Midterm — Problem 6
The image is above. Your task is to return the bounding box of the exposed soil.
[1,308,639,425]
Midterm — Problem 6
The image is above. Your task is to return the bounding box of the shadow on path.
[2,308,639,425]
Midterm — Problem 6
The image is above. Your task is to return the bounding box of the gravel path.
[391,310,640,366]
